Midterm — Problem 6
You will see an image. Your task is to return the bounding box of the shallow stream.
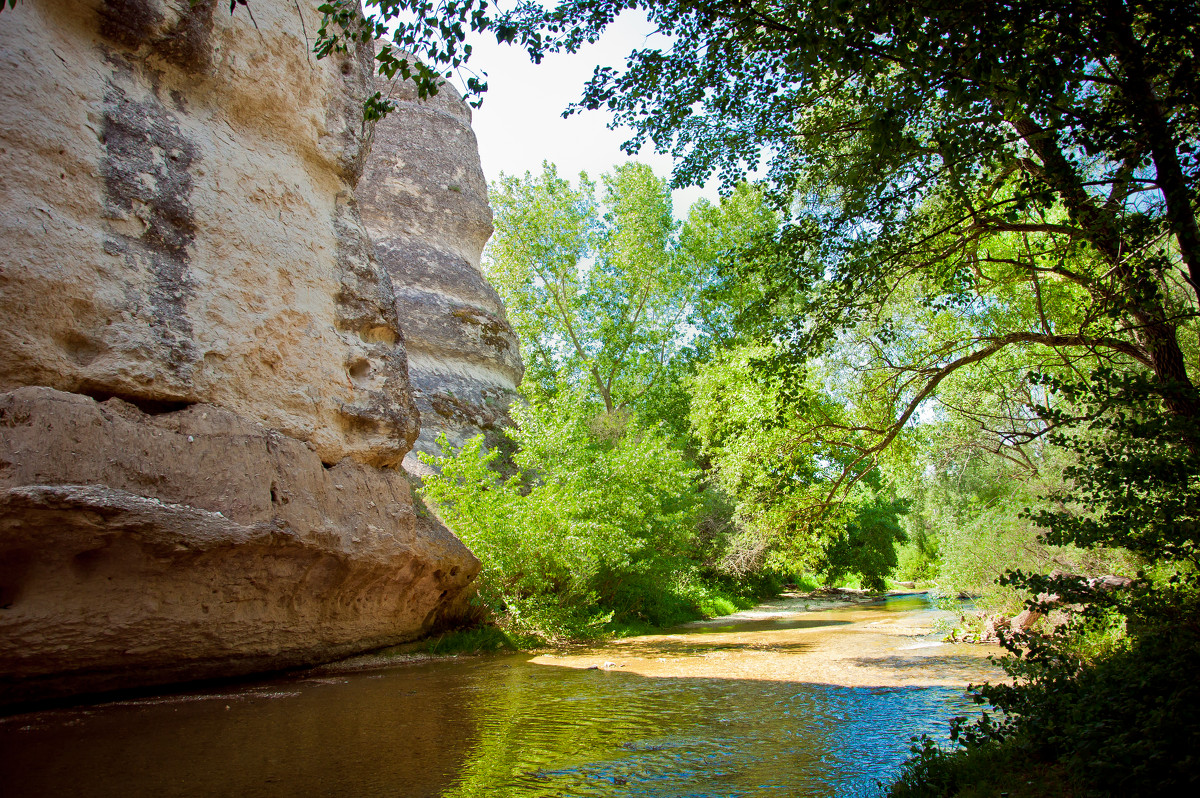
[0,594,1001,797]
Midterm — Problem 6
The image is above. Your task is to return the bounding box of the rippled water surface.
[0,595,999,797]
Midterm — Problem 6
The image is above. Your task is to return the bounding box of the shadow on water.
[848,654,1000,680]
[0,595,990,798]
[608,637,819,658]
[671,617,854,636]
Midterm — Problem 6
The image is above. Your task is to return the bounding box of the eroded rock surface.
[359,76,523,473]
[0,0,416,467]
[0,387,478,705]
[0,1,482,706]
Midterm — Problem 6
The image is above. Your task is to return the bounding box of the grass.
[790,573,824,592]
[418,625,537,655]
[420,578,776,653]
[604,582,762,638]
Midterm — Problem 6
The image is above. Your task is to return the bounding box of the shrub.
[419,396,711,641]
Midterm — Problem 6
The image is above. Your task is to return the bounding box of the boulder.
[1009,609,1043,634]
[1090,574,1134,591]
[981,613,1010,642]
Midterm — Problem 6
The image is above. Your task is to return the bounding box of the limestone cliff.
[358,76,523,473]
[0,0,415,466]
[0,0,483,706]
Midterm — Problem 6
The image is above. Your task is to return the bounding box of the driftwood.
[953,573,1135,643]
[1010,572,1135,634]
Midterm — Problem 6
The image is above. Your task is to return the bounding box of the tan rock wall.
[0,387,479,705]
[359,76,523,471]
[0,1,488,706]
[0,0,416,467]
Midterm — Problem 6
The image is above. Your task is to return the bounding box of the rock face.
[0,387,473,705]
[0,0,483,706]
[0,0,415,467]
[358,76,523,473]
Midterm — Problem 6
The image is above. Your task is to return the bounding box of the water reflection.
[0,597,990,798]
[443,663,974,798]
[675,617,854,635]
[875,594,935,613]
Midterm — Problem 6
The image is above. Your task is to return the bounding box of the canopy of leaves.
[486,161,694,415]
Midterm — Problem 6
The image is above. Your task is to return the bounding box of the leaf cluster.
[486,162,693,417]
[419,396,713,640]
[1028,368,1200,563]
[314,0,493,115]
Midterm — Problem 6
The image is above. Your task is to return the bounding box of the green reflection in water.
[876,594,935,614]
[442,659,973,798]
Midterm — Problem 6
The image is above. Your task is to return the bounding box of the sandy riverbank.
[532,592,1004,688]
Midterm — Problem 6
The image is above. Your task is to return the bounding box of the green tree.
[822,490,909,593]
[678,183,780,353]
[421,393,705,640]
[689,341,912,583]
[487,161,693,415]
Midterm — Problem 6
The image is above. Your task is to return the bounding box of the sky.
[455,12,720,218]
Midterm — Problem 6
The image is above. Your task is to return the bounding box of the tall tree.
[487,161,693,414]
[678,183,780,352]
[501,0,1200,482]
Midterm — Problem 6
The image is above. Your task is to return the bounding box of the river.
[0,593,1001,797]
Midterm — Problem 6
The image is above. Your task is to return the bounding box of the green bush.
[891,371,1200,796]
[900,590,1200,797]
[420,395,728,641]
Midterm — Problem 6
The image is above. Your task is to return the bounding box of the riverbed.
[0,593,1001,797]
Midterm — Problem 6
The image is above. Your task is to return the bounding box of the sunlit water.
[0,595,1000,797]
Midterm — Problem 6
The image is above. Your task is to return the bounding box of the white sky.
[457,12,719,218]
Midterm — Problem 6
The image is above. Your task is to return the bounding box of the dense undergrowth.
[888,375,1200,797]
[889,600,1200,797]
[419,397,779,644]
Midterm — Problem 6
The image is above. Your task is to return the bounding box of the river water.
[0,594,1001,797]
